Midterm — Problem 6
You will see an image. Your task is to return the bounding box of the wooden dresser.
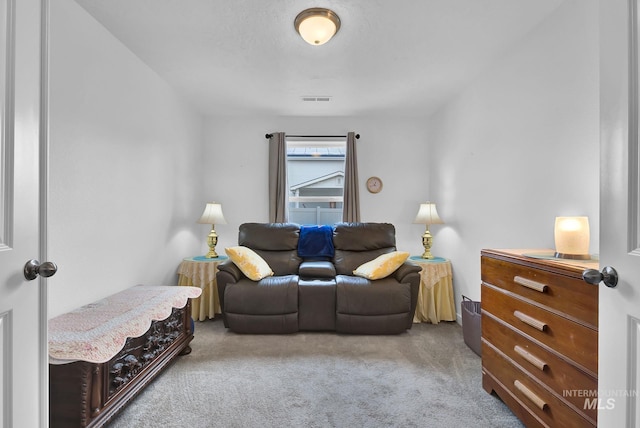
[481,249,598,427]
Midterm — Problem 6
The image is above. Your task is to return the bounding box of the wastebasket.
[461,295,481,356]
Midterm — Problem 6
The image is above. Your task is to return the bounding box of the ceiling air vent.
[301,96,332,102]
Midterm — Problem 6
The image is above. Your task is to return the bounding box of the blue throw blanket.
[298,225,335,259]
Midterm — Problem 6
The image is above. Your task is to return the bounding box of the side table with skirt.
[177,256,228,321]
[410,256,456,324]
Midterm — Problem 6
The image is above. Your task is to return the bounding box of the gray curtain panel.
[342,131,360,222]
[268,132,288,223]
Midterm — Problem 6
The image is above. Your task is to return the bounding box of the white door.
[600,0,640,426]
[0,0,50,427]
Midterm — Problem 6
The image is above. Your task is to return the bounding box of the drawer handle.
[514,345,548,371]
[514,310,547,331]
[514,276,548,293]
[514,380,548,410]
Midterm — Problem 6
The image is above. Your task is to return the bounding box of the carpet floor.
[105,319,523,428]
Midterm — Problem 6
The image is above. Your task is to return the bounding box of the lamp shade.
[295,8,341,45]
[413,202,444,225]
[554,216,589,259]
[197,202,227,225]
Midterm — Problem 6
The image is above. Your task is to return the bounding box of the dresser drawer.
[482,283,597,374]
[482,312,597,424]
[482,342,596,428]
[481,255,597,328]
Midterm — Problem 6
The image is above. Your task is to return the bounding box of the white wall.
[427,0,599,320]
[203,116,430,256]
[48,0,205,317]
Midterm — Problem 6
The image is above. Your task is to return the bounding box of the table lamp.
[413,202,444,259]
[554,216,590,260]
[197,202,227,258]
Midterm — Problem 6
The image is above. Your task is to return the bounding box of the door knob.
[24,259,58,281]
[582,266,618,288]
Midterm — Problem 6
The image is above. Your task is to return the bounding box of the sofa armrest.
[217,259,244,282]
[215,259,246,328]
[393,261,422,330]
[392,261,422,283]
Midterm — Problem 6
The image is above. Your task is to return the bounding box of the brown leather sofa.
[216,222,422,334]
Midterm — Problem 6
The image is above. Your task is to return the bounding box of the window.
[286,136,346,225]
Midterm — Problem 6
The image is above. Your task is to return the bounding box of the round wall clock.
[366,176,383,193]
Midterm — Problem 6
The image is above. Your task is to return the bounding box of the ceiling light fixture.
[294,8,341,46]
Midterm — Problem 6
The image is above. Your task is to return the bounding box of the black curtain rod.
[265,133,360,139]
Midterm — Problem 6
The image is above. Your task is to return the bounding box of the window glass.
[286,137,346,225]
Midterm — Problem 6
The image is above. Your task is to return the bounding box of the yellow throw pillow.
[225,246,274,281]
[353,251,410,280]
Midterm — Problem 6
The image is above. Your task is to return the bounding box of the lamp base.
[554,252,591,260]
[203,226,219,259]
[203,249,219,258]
[421,228,435,259]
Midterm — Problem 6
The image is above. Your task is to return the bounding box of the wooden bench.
[49,285,201,428]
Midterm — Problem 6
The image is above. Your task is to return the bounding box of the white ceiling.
[73,0,566,117]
